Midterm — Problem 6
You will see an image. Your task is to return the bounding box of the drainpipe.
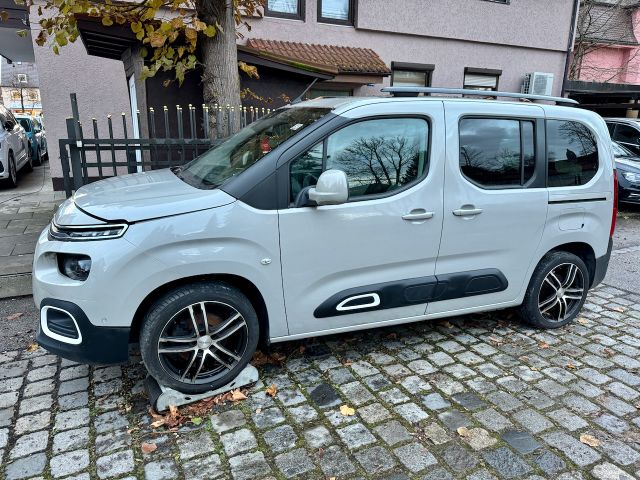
[562,0,581,98]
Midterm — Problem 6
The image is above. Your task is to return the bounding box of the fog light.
[58,254,92,281]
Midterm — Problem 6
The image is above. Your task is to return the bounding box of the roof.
[580,3,639,45]
[244,39,391,76]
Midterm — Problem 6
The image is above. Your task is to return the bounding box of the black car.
[612,141,640,203]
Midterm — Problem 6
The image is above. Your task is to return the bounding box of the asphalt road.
[1,204,640,353]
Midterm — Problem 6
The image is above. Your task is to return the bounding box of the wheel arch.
[546,241,597,287]
[129,274,270,349]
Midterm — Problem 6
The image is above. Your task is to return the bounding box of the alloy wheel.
[156,301,248,385]
[9,157,16,184]
[537,262,585,322]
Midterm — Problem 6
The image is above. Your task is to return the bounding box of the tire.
[518,251,589,329]
[34,147,42,167]
[25,150,33,172]
[140,282,260,394]
[3,153,17,188]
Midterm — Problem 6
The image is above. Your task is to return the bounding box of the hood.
[72,169,236,222]
[616,157,640,173]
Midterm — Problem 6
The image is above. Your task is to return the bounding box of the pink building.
[567,0,640,116]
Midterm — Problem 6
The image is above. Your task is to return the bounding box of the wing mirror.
[308,169,349,206]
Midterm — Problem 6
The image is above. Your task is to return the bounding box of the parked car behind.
[605,118,640,155]
[34,93,616,393]
[612,140,640,203]
[0,104,31,188]
[15,114,47,166]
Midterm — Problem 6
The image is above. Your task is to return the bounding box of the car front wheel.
[140,282,259,394]
[518,251,589,329]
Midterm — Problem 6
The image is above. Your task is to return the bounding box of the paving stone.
[422,422,450,445]
[379,387,410,405]
[351,360,379,377]
[534,450,567,475]
[0,391,19,409]
[308,383,341,408]
[15,411,50,435]
[473,408,512,431]
[328,367,355,385]
[5,452,47,480]
[52,427,89,454]
[597,437,640,466]
[399,375,431,394]
[50,449,89,478]
[288,404,318,423]
[340,381,374,406]
[591,462,634,480]
[563,395,600,415]
[374,420,412,445]
[59,365,89,381]
[252,407,285,429]
[354,445,397,474]
[277,388,306,406]
[10,430,48,458]
[463,428,498,451]
[221,428,257,456]
[501,429,541,454]
[263,424,297,453]
[303,425,332,448]
[0,427,7,448]
[182,454,223,480]
[143,459,179,480]
[452,392,486,411]
[442,443,479,471]
[597,395,636,416]
[274,448,315,478]
[394,442,438,473]
[210,409,246,433]
[363,373,392,391]
[548,408,589,431]
[593,413,629,435]
[421,468,455,480]
[486,390,523,412]
[359,402,391,424]
[466,469,498,480]
[422,392,451,410]
[512,408,553,434]
[483,447,533,479]
[0,407,13,427]
[337,422,376,449]
[58,392,89,411]
[18,394,53,415]
[394,402,429,423]
[58,377,90,396]
[96,450,135,479]
[26,365,57,382]
[543,431,601,466]
[0,376,23,393]
[228,451,271,480]
[95,429,132,455]
[407,359,437,375]
[177,430,215,460]
[318,445,356,477]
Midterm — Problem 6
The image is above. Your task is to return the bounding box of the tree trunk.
[196,0,241,139]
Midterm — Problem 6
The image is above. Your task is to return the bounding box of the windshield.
[179,106,331,189]
[611,141,634,158]
[17,118,31,132]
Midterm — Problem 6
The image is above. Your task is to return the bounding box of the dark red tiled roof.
[245,38,391,75]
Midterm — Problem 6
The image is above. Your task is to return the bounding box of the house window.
[318,0,355,25]
[391,62,434,87]
[463,68,501,91]
[265,0,304,20]
[16,74,28,84]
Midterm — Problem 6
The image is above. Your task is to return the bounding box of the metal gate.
[59,93,273,197]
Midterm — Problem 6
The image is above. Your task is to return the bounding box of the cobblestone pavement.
[1,285,640,479]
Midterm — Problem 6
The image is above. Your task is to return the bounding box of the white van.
[33,88,616,393]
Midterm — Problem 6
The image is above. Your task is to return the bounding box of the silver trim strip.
[336,293,381,312]
[40,306,83,345]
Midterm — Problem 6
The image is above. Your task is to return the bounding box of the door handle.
[402,209,434,221]
[453,207,483,216]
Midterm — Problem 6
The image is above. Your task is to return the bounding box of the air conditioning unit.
[521,72,554,96]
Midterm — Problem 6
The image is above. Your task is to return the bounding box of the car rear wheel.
[518,251,589,329]
[34,147,42,166]
[140,282,260,394]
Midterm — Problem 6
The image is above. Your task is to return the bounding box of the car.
[0,104,31,188]
[15,114,47,166]
[611,140,640,203]
[33,90,616,393]
[605,118,640,155]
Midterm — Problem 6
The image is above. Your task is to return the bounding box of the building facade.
[0,57,42,115]
[20,0,577,189]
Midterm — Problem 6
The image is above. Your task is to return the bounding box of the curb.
[0,273,32,299]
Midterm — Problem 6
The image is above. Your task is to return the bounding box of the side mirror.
[308,169,349,206]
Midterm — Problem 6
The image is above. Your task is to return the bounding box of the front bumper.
[591,237,613,288]
[37,298,130,364]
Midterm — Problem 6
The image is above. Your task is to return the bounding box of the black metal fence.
[59,93,273,197]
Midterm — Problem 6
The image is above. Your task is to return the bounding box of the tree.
[12,0,263,136]
[571,0,640,83]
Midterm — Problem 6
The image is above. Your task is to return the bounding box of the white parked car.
[33,89,616,393]
[0,104,31,187]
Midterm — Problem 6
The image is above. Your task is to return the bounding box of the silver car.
[33,95,615,393]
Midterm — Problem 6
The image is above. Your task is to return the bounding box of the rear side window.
[459,118,536,188]
[547,120,598,187]
[613,123,640,144]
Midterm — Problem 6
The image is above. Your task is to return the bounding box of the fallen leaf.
[603,348,615,358]
[386,332,398,340]
[141,442,157,454]
[265,384,277,398]
[539,341,550,349]
[611,306,625,313]
[26,343,38,352]
[340,405,355,416]
[6,312,23,321]
[566,363,577,370]
[255,408,262,414]
[580,434,600,447]
[298,345,306,355]
[343,360,353,366]
[169,405,179,419]
[150,419,165,429]
[577,317,588,325]
[231,389,247,401]
[439,320,454,329]
[318,447,324,458]
[456,426,471,437]
[191,417,202,426]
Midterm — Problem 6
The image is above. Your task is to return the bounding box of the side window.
[547,120,598,187]
[289,118,429,202]
[606,122,615,136]
[459,118,536,188]
[613,124,640,145]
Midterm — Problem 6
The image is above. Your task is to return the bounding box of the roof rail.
[381,87,579,106]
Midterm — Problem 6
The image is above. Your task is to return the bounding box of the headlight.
[58,254,92,281]
[49,222,128,241]
[622,171,640,183]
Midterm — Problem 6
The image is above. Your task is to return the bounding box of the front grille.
[46,308,80,340]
